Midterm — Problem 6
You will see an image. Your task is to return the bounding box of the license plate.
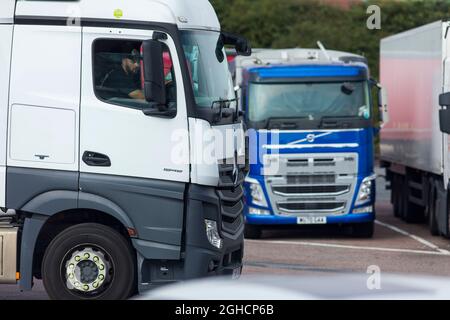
[232,267,242,280]
[297,216,327,224]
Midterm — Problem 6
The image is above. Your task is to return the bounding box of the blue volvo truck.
[229,48,388,239]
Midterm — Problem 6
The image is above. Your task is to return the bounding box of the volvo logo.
[306,134,316,143]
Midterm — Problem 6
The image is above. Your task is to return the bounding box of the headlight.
[245,177,268,207]
[205,220,222,249]
[355,174,377,206]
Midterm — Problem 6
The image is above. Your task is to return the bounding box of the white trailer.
[380,20,450,236]
[0,0,249,299]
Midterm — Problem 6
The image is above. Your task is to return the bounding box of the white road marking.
[245,240,450,256]
[375,220,450,255]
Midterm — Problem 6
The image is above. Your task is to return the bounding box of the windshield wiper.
[318,115,359,129]
[266,117,309,130]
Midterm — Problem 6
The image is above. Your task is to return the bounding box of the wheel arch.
[18,192,137,291]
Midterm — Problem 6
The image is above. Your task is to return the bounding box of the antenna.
[317,41,331,61]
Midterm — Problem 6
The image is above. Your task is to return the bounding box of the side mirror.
[439,92,450,134]
[142,38,167,110]
[221,32,252,57]
[376,83,389,127]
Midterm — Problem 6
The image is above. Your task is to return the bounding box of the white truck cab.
[0,0,248,299]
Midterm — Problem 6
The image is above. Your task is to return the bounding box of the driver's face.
[124,58,140,74]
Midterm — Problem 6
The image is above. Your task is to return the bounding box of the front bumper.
[245,211,375,225]
[183,184,244,278]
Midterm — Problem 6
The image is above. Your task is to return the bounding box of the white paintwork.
[189,118,245,186]
[0,25,13,206]
[0,26,12,167]
[8,25,81,171]
[379,21,445,178]
[3,0,227,188]
[10,105,76,165]
[0,167,5,207]
[443,23,450,187]
[0,0,15,24]
[15,0,220,31]
[80,27,189,182]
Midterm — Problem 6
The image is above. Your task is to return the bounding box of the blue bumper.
[245,211,375,225]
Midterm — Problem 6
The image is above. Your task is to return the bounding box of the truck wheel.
[244,225,262,239]
[42,223,135,300]
[351,221,374,238]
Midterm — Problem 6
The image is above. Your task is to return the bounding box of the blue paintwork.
[248,64,366,79]
[245,212,374,225]
[242,63,376,227]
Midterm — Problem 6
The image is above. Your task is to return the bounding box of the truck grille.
[272,185,349,196]
[217,159,245,237]
[264,153,358,217]
[287,175,336,184]
[278,202,346,213]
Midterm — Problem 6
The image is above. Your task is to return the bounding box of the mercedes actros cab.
[0,0,250,299]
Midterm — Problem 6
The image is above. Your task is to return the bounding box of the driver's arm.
[129,89,145,100]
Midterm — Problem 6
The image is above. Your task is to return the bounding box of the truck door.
[79,27,189,249]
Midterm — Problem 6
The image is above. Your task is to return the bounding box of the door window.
[93,39,176,110]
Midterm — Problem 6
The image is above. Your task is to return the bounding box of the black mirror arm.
[220,31,252,56]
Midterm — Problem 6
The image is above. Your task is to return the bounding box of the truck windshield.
[248,81,370,122]
[180,30,236,109]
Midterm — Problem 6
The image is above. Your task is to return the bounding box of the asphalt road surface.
[2,168,450,300]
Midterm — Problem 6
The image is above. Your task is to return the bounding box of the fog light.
[248,207,270,215]
[205,219,223,249]
[352,206,373,214]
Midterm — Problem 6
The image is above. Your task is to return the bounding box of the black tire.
[402,175,425,223]
[398,175,406,219]
[351,221,374,238]
[403,201,425,223]
[428,185,440,236]
[42,223,135,300]
[392,175,401,218]
[244,225,262,239]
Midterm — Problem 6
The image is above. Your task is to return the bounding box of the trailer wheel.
[42,223,135,300]
[392,175,401,217]
[428,184,440,236]
[351,221,374,238]
[402,175,425,223]
[244,225,262,239]
[398,175,407,219]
